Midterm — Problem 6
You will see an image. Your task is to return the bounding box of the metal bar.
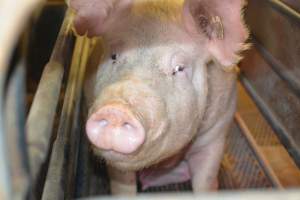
[49,10,75,63]
[65,37,90,200]
[5,61,31,199]
[240,75,300,168]
[266,0,300,24]
[26,10,75,186]
[73,102,93,198]
[0,0,44,199]
[0,95,12,199]
[234,113,283,189]
[42,36,90,200]
[83,190,300,200]
[0,0,44,76]
[252,38,300,98]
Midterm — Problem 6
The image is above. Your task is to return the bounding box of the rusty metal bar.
[266,0,300,24]
[252,38,300,98]
[240,75,300,168]
[42,36,90,200]
[26,9,75,187]
[234,113,283,189]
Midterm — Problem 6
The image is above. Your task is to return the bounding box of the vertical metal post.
[42,36,90,200]
[4,61,31,199]
[0,0,43,198]
[26,10,75,187]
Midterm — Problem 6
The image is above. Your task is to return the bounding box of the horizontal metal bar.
[240,75,300,168]
[84,190,300,200]
[266,0,300,24]
[253,38,300,98]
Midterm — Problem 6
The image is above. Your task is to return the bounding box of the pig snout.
[86,104,145,154]
[86,79,169,170]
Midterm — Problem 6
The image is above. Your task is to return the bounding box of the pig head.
[73,0,249,192]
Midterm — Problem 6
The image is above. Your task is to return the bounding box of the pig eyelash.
[172,65,186,75]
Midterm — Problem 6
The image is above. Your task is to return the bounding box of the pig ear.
[183,0,249,68]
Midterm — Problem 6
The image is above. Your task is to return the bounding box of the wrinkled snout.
[86,105,145,154]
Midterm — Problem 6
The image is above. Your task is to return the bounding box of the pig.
[70,0,249,195]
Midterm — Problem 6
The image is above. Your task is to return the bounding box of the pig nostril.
[87,106,146,154]
[123,122,134,130]
[99,119,108,127]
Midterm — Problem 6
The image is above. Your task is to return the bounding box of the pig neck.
[202,62,237,131]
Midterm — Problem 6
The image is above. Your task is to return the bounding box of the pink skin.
[86,104,145,154]
[72,0,249,194]
[70,0,132,37]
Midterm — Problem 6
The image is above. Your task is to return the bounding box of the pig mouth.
[89,114,199,171]
[96,150,167,171]
[86,99,171,170]
[91,148,155,171]
[90,123,174,171]
[96,140,190,171]
[90,137,165,171]
[92,130,193,172]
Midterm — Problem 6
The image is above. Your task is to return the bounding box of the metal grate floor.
[140,121,275,193]
[218,122,274,189]
[140,181,192,193]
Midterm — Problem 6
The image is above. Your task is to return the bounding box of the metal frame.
[41,30,90,200]
[241,0,300,168]
[86,190,300,200]
[0,0,45,199]
[267,0,300,23]
[240,76,300,168]
[26,9,75,190]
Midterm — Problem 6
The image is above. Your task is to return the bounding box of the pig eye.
[111,53,118,61]
[172,65,186,75]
